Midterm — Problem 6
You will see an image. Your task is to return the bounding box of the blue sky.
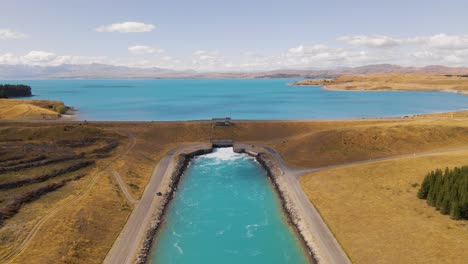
[1,0,468,71]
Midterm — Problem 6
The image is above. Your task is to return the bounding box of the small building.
[212,117,232,126]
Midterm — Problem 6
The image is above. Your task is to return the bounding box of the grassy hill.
[0,99,69,120]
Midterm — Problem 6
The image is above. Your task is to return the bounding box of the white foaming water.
[199,147,246,161]
[151,144,310,264]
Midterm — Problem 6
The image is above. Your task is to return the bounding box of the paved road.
[105,142,468,264]
[262,146,351,264]
[262,144,468,264]
[104,143,209,264]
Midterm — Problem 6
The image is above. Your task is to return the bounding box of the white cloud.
[455,49,468,57]
[0,53,20,64]
[409,50,438,60]
[339,34,468,50]
[96,22,155,33]
[192,50,222,61]
[5,32,468,71]
[0,51,108,66]
[423,34,468,50]
[190,50,228,70]
[283,44,385,68]
[443,55,462,63]
[23,51,57,63]
[288,44,329,55]
[128,45,164,55]
[338,35,401,48]
[0,29,27,40]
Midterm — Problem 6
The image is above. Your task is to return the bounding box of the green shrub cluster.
[53,104,68,114]
[417,166,468,219]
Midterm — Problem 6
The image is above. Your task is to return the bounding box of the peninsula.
[293,73,468,94]
[0,84,71,120]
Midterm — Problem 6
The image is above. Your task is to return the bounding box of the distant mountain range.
[1,63,468,79]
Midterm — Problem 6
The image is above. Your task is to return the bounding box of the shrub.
[0,173,86,226]
[0,160,94,190]
[53,104,68,114]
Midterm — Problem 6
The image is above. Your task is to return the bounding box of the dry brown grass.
[3,115,468,263]
[300,150,468,264]
[9,170,132,264]
[0,124,127,263]
[0,99,67,120]
[265,120,468,167]
[294,73,468,93]
[0,121,215,263]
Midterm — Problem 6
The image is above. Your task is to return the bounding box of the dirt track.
[0,128,136,264]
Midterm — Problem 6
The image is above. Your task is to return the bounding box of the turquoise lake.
[150,148,310,264]
[6,79,468,121]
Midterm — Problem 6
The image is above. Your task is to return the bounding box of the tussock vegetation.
[91,139,120,156]
[263,123,468,167]
[4,116,468,263]
[0,99,69,120]
[0,160,94,190]
[0,124,124,263]
[0,155,46,167]
[300,150,468,264]
[0,155,24,163]
[0,173,86,226]
[418,166,468,219]
[0,154,83,173]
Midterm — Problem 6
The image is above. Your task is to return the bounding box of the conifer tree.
[418,166,468,220]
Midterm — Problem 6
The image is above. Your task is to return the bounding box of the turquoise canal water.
[6,79,468,121]
[150,148,310,264]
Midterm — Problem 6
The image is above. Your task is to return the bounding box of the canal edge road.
[263,147,351,264]
[104,143,351,264]
[103,143,211,264]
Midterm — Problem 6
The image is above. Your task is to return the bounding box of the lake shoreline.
[15,78,468,121]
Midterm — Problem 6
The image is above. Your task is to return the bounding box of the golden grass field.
[0,99,69,120]
[294,73,468,94]
[1,114,468,263]
[300,150,468,263]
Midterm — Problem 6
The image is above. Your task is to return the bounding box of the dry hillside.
[0,99,69,120]
[294,74,468,94]
[2,115,468,263]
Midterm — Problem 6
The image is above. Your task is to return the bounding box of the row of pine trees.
[417,166,468,220]
[0,84,32,98]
